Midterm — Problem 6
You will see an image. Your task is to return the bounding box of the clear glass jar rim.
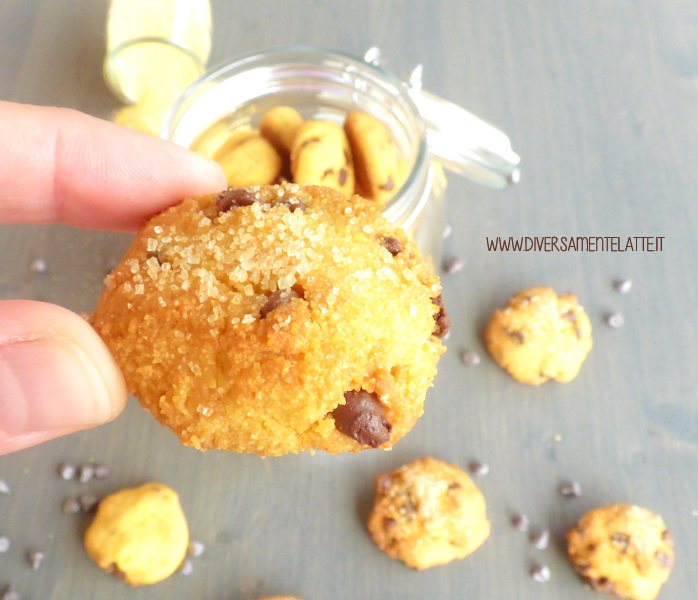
[161,45,430,217]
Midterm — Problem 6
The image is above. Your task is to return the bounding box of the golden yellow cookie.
[368,457,490,570]
[84,483,188,586]
[260,106,304,156]
[291,121,355,196]
[484,286,592,384]
[91,184,446,456]
[345,110,406,205]
[567,504,674,600]
[214,129,283,188]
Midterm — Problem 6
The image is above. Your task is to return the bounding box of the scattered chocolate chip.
[30,258,47,274]
[530,529,550,549]
[614,279,632,294]
[338,168,348,186]
[460,350,481,366]
[661,529,672,542]
[381,236,402,256]
[57,463,76,480]
[0,479,10,494]
[300,136,321,149]
[62,497,81,515]
[187,540,205,557]
[431,294,451,339]
[584,576,614,593]
[512,514,530,532]
[607,312,625,328]
[559,481,582,498]
[277,197,307,213]
[343,148,352,165]
[331,390,392,448]
[93,464,110,480]
[448,481,462,491]
[78,495,100,513]
[469,461,490,477]
[27,550,45,570]
[442,223,452,239]
[610,532,630,551]
[1,584,19,600]
[216,188,259,213]
[561,309,577,322]
[78,465,94,483]
[322,168,335,178]
[574,326,582,339]
[383,517,397,531]
[260,289,301,319]
[531,565,551,583]
[108,564,126,581]
[0,536,9,553]
[442,256,464,275]
[397,494,418,518]
[379,176,394,191]
[507,330,525,344]
[179,559,194,575]
[655,551,673,569]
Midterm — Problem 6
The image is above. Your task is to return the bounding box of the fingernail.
[0,339,114,435]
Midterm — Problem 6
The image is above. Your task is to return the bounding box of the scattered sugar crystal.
[154,226,163,234]
[147,238,158,252]
[134,284,144,295]
[410,305,417,317]
[362,225,374,233]
[158,297,167,307]
[244,284,254,296]
[122,282,133,293]
[181,280,191,291]
[242,314,255,324]
[196,405,212,417]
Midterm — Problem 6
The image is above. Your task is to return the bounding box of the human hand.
[0,101,227,454]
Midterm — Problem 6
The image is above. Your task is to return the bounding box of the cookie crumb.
[27,550,45,570]
[187,540,205,557]
[62,497,81,515]
[442,256,464,274]
[531,565,551,583]
[0,536,9,553]
[78,465,94,483]
[1,584,19,600]
[179,559,193,575]
[30,258,47,274]
[78,495,100,513]
[530,529,550,549]
[93,464,110,480]
[57,463,76,480]
[442,223,452,239]
[512,514,530,532]
[468,461,490,477]
[0,479,10,494]
[614,279,632,294]
[559,481,582,498]
[607,312,625,328]
[460,350,481,366]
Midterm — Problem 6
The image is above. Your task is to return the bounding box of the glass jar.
[161,47,519,267]
[104,0,212,104]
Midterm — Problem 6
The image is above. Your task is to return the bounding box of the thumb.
[0,300,127,454]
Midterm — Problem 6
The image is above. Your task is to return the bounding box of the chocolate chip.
[62,497,81,514]
[469,461,490,477]
[531,565,551,583]
[108,564,126,581]
[614,279,632,294]
[381,236,402,256]
[57,463,76,480]
[27,550,45,570]
[78,495,100,513]
[584,576,614,593]
[448,481,462,491]
[1,585,19,600]
[216,188,259,213]
[379,176,394,191]
[322,168,335,178]
[300,136,321,149]
[0,479,9,494]
[338,168,348,186]
[460,351,481,366]
[507,330,525,344]
[611,532,630,551]
[655,551,672,569]
[343,147,352,165]
[277,197,307,212]
[512,514,530,532]
[442,256,464,274]
[260,289,300,319]
[383,517,397,531]
[187,540,205,557]
[179,559,194,575]
[561,309,577,322]
[431,294,451,339]
[607,312,625,328]
[331,390,392,447]
[78,465,94,483]
[0,536,9,553]
[530,529,550,549]
[93,464,110,480]
[559,481,582,497]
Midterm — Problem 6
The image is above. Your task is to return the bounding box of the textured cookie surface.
[484,286,592,384]
[368,457,490,570]
[84,483,188,586]
[91,184,446,456]
[567,504,673,600]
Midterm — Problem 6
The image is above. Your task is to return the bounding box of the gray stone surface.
[0,1,696,598]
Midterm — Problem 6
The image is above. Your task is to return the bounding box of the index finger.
[0,101,227,232]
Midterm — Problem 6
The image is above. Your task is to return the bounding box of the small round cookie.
[84,483,188,586]
[368,457,490,570]
[260,106,304,156]
[345,110,405,205]
[214,129,283,188]
[484,286,592,384]
[291,121,355,196]
[567,504,674,600]
[91,184,447,456]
